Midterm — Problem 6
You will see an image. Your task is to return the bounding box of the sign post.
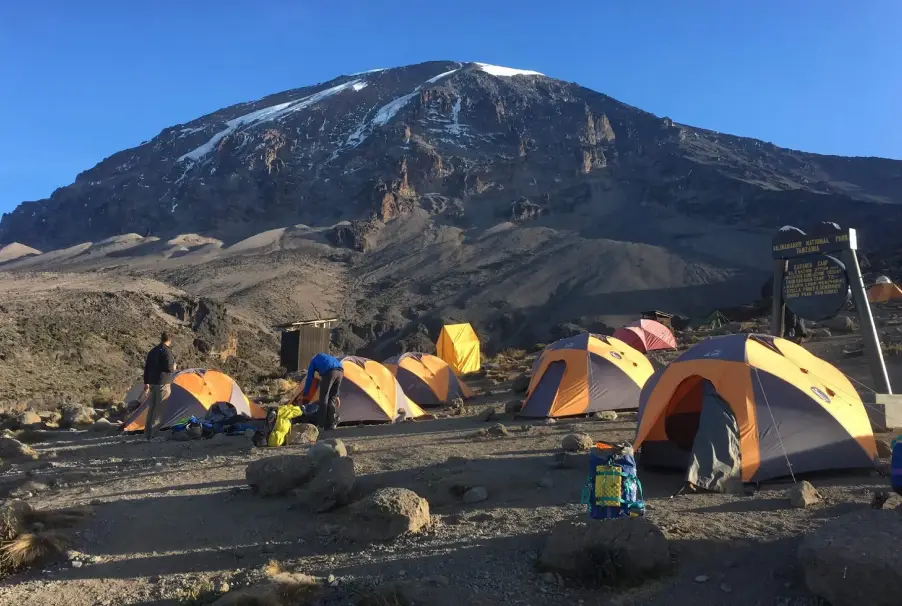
[771,224,891,394]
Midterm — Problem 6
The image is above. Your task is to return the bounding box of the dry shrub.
[0,532,68,571]
[0,502,90,575]
[500,348,527,360]
[91,388,119,408]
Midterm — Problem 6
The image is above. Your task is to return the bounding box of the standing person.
[142,332,177,440]
[302,353,343,430]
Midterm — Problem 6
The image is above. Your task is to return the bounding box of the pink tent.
[613,319,677,353]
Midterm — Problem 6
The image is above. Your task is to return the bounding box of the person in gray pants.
[142,332,177,440]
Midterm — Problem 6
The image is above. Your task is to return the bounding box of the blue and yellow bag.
[582,443,645,519]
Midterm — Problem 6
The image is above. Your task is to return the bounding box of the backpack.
[253,408,279,447]
[582,443,645,519]
[267,404,302,447]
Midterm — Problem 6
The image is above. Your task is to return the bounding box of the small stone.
[694,575,709,583]
[210,432,226,442]
[214,579,230,593]
[540,572,557,584]
[463,486,488,503]
[561,433,594,452]
[71,561,83,568]
[787,481,820,508]
[468,429,488,439]
[543,418,557,425]
[876,440,893,458]
[487,423,508,437]
[596,410,618,421]
[505,400,522,414]
[720,583,732,593]
[520,424,533,433]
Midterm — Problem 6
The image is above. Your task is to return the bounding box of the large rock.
[359,580,494,606]
[60,405,95,428]
[289,423,319,445]
[561,433,594,452]
[787,481,820,508]
[511,374,531,394]
[14,411,42,429]
[539,518,672,586]
[245,455,315,496]
[294,457,355,512]
[347,487,431,542]
[0,438,39,462]
[213,572,321,606]
[799,509,902,606]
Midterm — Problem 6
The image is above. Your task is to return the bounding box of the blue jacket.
[303,353,343,394]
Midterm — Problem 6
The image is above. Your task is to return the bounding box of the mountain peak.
[2,60,902,251]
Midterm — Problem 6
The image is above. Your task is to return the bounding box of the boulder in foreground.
[245,455,314,497]
[799,509,902,606]
[347,487,431,542]
[293,457,355,512]
[0,438,39,462]
[539,518,672,586]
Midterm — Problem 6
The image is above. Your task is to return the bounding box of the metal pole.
[771,260,786,337]
[841,249,892,394]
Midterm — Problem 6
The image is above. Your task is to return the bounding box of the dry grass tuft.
[264,559,282,577]
[0,532,68,571]
[0,503,91,575]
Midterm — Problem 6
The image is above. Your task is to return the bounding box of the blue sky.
[1,0,899,215]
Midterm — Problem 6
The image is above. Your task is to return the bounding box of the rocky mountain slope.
[2,60,901,368]
[3,60,901,250]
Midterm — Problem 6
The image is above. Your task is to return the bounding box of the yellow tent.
[436,323,481,374]
[867,276,902,303]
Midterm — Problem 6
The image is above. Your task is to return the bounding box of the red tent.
[613,319,677,353]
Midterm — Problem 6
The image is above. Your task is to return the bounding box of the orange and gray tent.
[867,276,902,303]
[122,369,265,432]
[520,333,655,418]
[436,323,481,374]
[383,353,475,407]
[309,356,426,424]
[613,319,678,353]
[635,334,877,492]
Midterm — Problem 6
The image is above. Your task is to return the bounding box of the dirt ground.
[0,379,895,606]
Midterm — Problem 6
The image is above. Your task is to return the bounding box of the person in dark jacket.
[142,332,177,440]
[302,353,343,430]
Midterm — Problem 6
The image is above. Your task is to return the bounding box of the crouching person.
[302,353,343,430]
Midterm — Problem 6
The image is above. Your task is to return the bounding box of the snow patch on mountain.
[474,62,544,77]
[426,69,459,83]
[178,79,365,163]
